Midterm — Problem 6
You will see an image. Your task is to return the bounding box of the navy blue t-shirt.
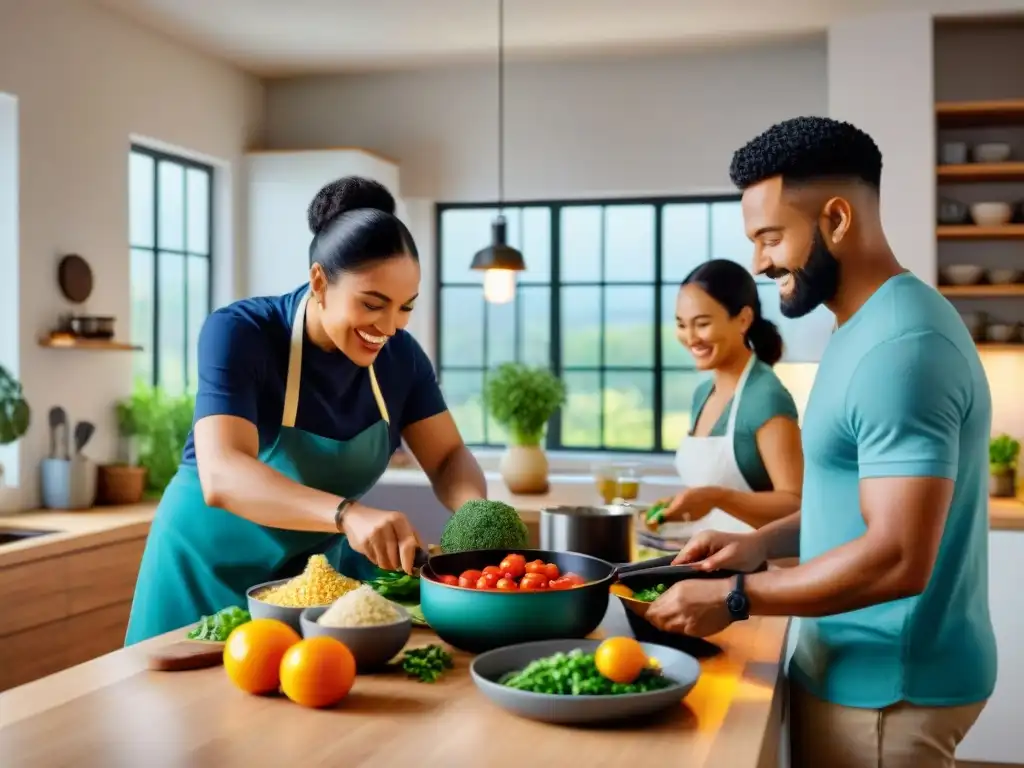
[180,284,447,465]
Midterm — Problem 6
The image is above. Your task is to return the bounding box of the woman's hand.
[672,530,767,572]
[341,505,424,574]
[647,487,721,528]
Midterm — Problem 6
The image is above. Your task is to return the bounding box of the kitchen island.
[0,609,789,768]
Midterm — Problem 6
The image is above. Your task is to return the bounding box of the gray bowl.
[470,638,701,725]
[246,578,321,633]
[300,603,412,672]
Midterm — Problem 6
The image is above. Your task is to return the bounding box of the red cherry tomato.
[547,576,574,590]
[476,573,500,590]
[519,572,549,590]
[438,574,459,586]
[559,572,585,586]
[458,569,483,588]
[524,559,547,575]
[499,554,527,579]
[495,577,518,591]
[542,562,560,580]
[482,565,504,577]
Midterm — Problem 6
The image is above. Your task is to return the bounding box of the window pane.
[440,208,494,284]
[560,206,602,283]
[186,168,210,255]
[129,153,154,248]
[519,207,551,284]
[440,287,484,367]
[662,369,708,451]
[518,286,550,366]
[486,297,516,367]
[441,370,485,444]
[561,371,600,448]
[709,201,751,272]
[130,248,154,386]
[561,286,600,367]
[604,371,654,450]
[186,256,210,394]
[605,205,654,282]
[662,203,709,282]
[660,284,696,367]
[158,161,185,251]
[603,286,653,368]
[157,252,186,393]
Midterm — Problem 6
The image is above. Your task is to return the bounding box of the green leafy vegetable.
[187,605,251,642]
[645,501,668,525]
[990,434,1021,474]
[440,499,530,553]
[366,570,421,602]
[632,583,669,603]
[399,644,453,683]
[502,649,671,695]
[484,363,567,446]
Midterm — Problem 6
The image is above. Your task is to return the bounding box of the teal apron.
[125,291,392,646]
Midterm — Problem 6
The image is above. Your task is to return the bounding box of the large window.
[436,196,774,453]
[129,146,213,393]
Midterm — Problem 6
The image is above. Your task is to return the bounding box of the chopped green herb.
[632,583,669,603]
[187,605,251,642]
[502,649,671,695]
[366,569,421,602]
[398,644,453,683]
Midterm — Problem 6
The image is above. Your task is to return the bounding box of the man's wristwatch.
[334,498,356,533]
[725,573,750,621]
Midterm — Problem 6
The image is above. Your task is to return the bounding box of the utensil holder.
[40,457,97,510]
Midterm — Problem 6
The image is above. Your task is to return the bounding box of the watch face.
[727,592,748,614]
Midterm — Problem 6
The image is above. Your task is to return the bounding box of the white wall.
[0,0,264,507]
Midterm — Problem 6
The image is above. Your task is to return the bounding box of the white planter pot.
[499,444,550,495]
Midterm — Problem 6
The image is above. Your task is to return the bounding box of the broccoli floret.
[440,499,530,553]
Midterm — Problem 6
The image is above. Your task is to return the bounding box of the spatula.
[73,421,95,455]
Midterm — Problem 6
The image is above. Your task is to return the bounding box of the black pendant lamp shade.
[470,217,526,272]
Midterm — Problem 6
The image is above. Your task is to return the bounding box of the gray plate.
[470,638,700,725]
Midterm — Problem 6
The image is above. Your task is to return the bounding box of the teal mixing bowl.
[419,548,614,653]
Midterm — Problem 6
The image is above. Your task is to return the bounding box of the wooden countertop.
[0,615,789,767]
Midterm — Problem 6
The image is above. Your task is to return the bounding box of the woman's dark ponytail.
[746,316,784,366]
[680,258,785,367]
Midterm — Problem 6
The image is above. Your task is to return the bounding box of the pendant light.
[470,0,525,304]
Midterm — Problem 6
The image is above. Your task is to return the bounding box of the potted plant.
[0,363,30,492]
[989,433,1020,499]
[485,363,567,494]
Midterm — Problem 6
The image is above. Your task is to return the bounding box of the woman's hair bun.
[307,176,397,236]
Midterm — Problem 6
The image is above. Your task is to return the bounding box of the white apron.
[661,353,757,540]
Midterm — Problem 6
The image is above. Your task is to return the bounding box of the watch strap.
[726,573,750,621]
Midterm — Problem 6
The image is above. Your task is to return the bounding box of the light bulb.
[483,269,516,304]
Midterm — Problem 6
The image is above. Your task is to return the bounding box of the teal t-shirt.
[791,272,997,709]
[689,359,799,492]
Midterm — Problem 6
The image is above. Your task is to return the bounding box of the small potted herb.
[485,363,567,494]
[0,364,31,492]
[989,434,1020,499]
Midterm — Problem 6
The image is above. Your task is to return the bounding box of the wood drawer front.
[64,602,132,668]
[67,539,146,615]
[0,559,68,636]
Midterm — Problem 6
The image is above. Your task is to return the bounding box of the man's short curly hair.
[729,116,883,191]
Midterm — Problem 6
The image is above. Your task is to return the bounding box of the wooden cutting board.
[147,640,225,672]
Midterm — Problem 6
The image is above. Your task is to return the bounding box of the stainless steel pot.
[539,504,638,565]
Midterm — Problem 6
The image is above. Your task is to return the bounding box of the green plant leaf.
[0,364,30,447]
[116,382,195,493]
[483,363,567,446]
[989,434,1021,470]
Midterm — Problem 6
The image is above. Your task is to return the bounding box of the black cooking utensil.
[73,421,95,455]
[48,407,67,460]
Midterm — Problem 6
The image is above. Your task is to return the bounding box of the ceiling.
[92,0,1024,77]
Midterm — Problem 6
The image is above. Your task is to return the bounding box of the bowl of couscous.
[246,554,362,633]
[301,585,412,672]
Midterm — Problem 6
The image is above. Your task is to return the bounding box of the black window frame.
[129,144,215,393]
[434,193,748,455]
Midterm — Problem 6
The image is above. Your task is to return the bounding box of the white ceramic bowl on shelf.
[971,203,1013,227]
[988,268,1022,285]
[972,143,1011,163]
[942,265,985,286]
[986,324,1020,344]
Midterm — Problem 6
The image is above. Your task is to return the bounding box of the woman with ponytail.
[648,259,803,534]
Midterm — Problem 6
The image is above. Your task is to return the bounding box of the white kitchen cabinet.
[246,149,402,298]
[957,530,1024,764]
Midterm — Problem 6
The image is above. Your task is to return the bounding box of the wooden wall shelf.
[978,343,1024,353]
[38,338,142,352]
[939,285,1024,298]
[936,98,1024,128]
[937,224,1024,240]
[937,163,1024,183]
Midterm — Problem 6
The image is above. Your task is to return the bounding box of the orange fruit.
[594,636,649,684]
[279,637,356,709]
[223,618,301,695]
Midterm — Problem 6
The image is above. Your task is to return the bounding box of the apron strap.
[282,289,391,428]
[724,352,757,437]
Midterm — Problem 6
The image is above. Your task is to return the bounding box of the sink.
[0,527,59,546]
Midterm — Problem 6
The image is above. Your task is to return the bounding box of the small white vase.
[499,444,550,495]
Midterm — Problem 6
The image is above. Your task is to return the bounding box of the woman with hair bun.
[649,258,803,535]
[125,176,486,645]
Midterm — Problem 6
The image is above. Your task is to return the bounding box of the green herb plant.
[187,606,251,642]
[0,364,30,488]
[502,649,670,695]
[117,383,195,495]
[399,644,453,683]
[484,363,567,447]
[990,434,1021,476]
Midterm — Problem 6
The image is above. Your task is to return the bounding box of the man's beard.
[777,230,840,319]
